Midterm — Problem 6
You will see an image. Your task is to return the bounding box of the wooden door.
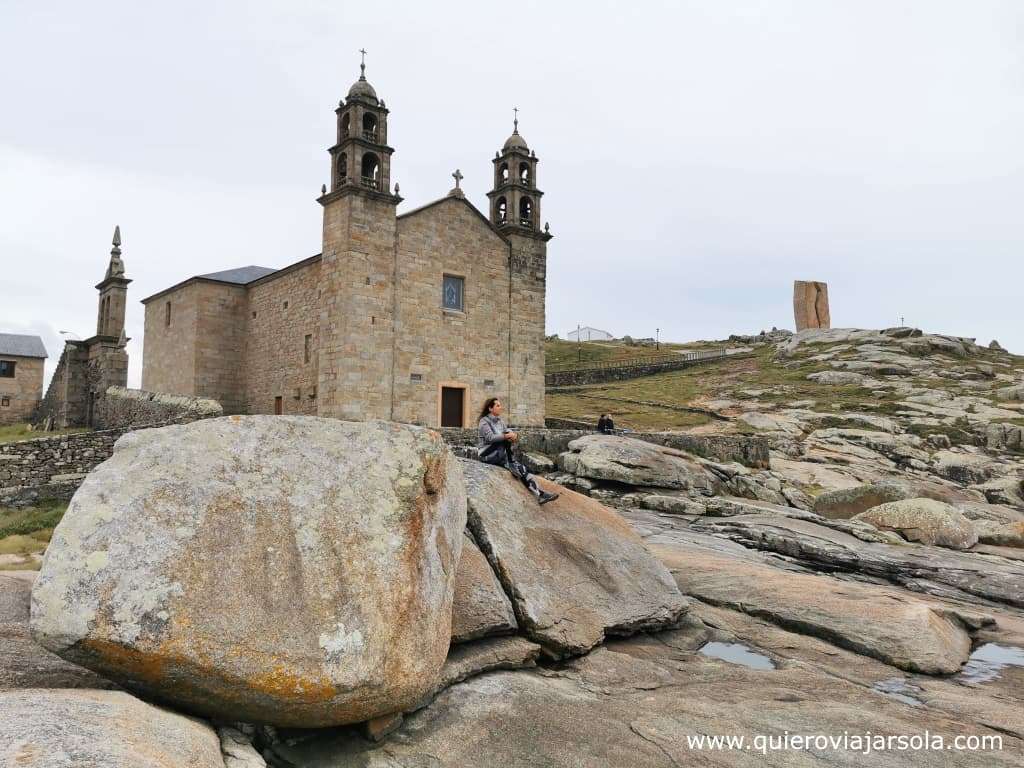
[440,387,464,428]
[274,396,283,415]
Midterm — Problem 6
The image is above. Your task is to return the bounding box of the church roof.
[142,258,323,305]
[0,333,47,359]
[503,130,528,151]
[197,266,277,285]
[347,76,378,104]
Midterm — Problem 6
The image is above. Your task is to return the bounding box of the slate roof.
[0,333,48,359]
[196,266,277,285]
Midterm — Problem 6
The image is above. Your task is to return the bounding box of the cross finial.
[452,168,464,189]
[359,48,367,78]
[513,106,519,133]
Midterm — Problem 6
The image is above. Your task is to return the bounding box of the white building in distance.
[566,327,613,342]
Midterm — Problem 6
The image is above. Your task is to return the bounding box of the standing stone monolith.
[793,280,831,331]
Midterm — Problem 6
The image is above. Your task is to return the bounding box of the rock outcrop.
[812,482,912,519]
[851,501,978,548]
[463,460,687,657]
[0,572,114,692]
[30,417,467,727]
[450,532,517,643]
[793,280,830,331]
[0,689,225,767]
[559,434,717,491]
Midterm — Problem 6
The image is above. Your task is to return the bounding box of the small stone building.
[141,61,551,428]
[0,334,47,425]
[37,228,131,428]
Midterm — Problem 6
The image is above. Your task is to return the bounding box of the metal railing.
[360,176,380,190]
[545,347,727,374]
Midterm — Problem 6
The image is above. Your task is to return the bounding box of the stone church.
[141,61,550,428]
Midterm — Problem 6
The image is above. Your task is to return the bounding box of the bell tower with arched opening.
[487,111,551,424]
[326,52,396,196]
[317,52,402,421]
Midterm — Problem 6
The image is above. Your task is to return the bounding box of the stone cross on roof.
[448,169,465,199]
[513,106,519,133]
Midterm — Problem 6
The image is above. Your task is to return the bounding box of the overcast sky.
[2,0,1022,388]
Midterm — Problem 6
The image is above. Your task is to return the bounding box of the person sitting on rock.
[478,397,559,506]
[596,413,615,434]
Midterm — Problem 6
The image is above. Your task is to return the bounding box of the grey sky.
[2,0,1022,388]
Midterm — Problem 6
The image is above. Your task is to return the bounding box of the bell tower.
[325,50,398,198]
[317,52,402,421]
[488,111,551,425]
[487,108,547,236]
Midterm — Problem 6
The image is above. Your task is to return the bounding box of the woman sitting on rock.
[478,397,559,505]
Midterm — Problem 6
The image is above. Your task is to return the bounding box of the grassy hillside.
[544,337,703,370]
[544,343,902,431]
[544,333,1024,433]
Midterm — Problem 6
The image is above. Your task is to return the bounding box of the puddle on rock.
[698,642,776,670]
[958,644,1024,685]
[872,677,924,707]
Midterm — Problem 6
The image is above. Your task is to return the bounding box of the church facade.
[141,62,550,428]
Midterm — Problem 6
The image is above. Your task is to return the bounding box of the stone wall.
[439,427,771,469]
[193,281,248,413]
[142,282,201,401]
[318,193,399,422]
[35,338,128,430]
[392,198,513,427]
[506,232,547,427]
[0,355,44,426]
[36,343,87,429]
[245,259,320,416]
[1,388,222,507]
[142,281,249,413]
[96,387,223,430]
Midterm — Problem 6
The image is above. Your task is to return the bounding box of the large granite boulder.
[559,434,717,491]
[812,482,912,519]
[462,460,687,657]
[0,572,114,692]
[450,532,517,643]
[31,416,467,727]
[986,423,1024,452]
[853,498,978,550]
[0,689,224,767]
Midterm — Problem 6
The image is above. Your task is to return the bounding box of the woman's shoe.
[538,491,560,505]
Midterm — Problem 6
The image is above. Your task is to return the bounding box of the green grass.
[0,500,65,570]
[543,342,914,431]
[0,423,89,444]
[0,500,68,539]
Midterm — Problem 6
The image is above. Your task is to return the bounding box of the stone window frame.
[442,273,465,313]
[304,334,313,364]
[0,360,15,378]
[1,396,9,407]
[164,301,172,328]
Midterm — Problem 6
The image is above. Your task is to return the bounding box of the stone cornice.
[94,276,132,291]
[318,185,402,208]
